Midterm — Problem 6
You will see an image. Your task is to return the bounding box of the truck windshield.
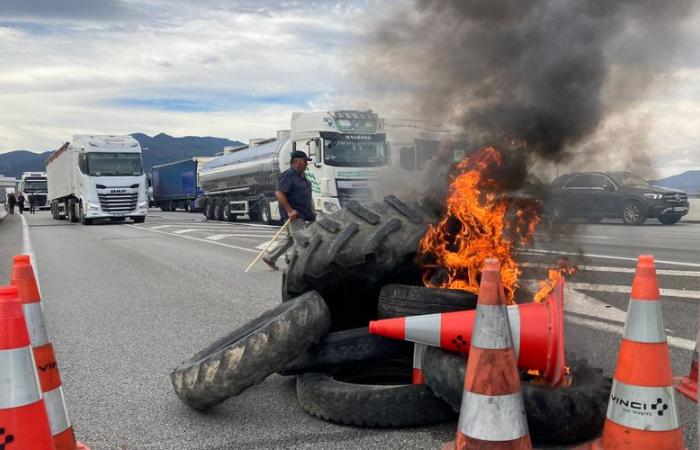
[323,136,388,167]
[86,153,143,176]
[23,180,47,192]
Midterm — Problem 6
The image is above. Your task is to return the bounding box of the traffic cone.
[577,255,686,450]
[445,258,531,449]
[10,255,90,450]
[369,278,567,387]
[674,327,698,403]
[0,285,56,450]
[412,344,427,384]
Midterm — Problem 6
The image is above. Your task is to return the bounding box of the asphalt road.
[0,209,698,449]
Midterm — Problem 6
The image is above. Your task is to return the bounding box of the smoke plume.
[362,0,697,181]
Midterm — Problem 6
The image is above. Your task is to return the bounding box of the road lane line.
[519,248,700,268]
[150,225,172,230]
[520,262,700,277]
[171,229,199,234]
[256,240,273,250]
[206,234,276,241]
[524,279,700,299]
[534,234,612,240]
[125,224,258,254]
[19,213,41,292]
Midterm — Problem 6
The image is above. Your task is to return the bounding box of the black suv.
[546,171,689,225]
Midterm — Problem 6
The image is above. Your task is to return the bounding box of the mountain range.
[652,170,700,193]
[0,133,243,179]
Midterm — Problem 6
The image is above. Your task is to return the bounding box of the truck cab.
[20,172,49,209]
[289,110,389,214]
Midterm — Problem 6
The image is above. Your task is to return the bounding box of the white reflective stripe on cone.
[458,391,528,441]
[623,300,666,343]
[0,346,42,409]
[471,305,512,350]
[23,302,50,347]
[44,386,71,435]
[413,343,427,369]
[606,380,680,431]
[506,305,521,359]
[405,314,441,347]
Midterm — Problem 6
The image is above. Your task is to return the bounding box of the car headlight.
[324,202,340,213]
[643,193,663,200]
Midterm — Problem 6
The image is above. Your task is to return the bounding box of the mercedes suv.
[546,171,689,225]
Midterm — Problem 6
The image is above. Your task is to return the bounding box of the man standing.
[7,192,16,214]
[16,193,25,214]
[263,150,316,270]
[28,194,36,214]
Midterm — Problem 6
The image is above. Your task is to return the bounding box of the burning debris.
[534,257,578,303]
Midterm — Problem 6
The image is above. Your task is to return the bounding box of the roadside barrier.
[577,255,686,450]
[0,285,56,449]
[674,328,698,403]
[10,255,89,450]
[369,278,567,387]
[443,258,532,450]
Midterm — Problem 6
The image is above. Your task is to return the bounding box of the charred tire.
[279,327,413,376]
[422,347,611,445]
[170,291,331,410]
[283,196,438,329]
[622,199,646,225]
[378,284,478,319]
[295,359,455,427]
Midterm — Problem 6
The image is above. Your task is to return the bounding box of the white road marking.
[520,262,700,277]
[534,233,611,240]
[125,224,258,254]
[564,286,695,351]
[520,248,700,268]
[206,234,276,241]
[19,213,41,292]
[150,225,172,230]
[148,224,279,233]
[171,229,199,234]
[256,240,273,250]
[524,278,700,299]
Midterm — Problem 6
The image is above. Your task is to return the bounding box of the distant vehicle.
[546,171,690,225]
[152,157,210,212]
[20,172,49,209]
[46,135,149,224]
[199,110,388,224]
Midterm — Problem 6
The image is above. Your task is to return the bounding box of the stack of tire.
[170,195,611,446]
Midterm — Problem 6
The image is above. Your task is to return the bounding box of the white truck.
[19,172,49,209]
[46,135,149,224]
[199,110,389,223]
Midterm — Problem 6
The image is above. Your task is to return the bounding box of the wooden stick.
[245,219,290,273]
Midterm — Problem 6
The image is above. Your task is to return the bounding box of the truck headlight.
[87,202,100,210]
[138,201,148,208]
[643,193,662,200]
[324,202,340,213]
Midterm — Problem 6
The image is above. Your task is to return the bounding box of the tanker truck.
[199,110,388,224]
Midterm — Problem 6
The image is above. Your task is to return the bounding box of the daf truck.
[199,110,388,224]
[20,172,49,209]
[46,135,148,224]
[152,157,210,212]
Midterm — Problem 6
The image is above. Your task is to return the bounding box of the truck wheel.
[160,202,168,212]
[295,358,455,427]
[204,201,214,220]
[184,201,191,212]
[378,285,477,319]
[421,347,611,445]
[67,201,78,223]
[259,199,272,225]
[216,200,225,221]
[282,195,438,329]
[279,327,412,376]
[211,200,220,221]
[132,217,145,224]
[622,200,646,225]
[170,291,331,410]
[79,204,93,225]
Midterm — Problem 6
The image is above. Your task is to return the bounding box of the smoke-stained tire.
[378,284,478,319]
[279,327,413,376]
[170,291,331,410]
[422,347,611,445]
[295,359,455,427]
[283,196,440,329]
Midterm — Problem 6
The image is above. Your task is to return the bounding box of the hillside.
[0,133,243,179]
[653,170,700,193]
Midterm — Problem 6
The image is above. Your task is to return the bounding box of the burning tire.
[282,195,439,329]
[170,291,331,410]
[279,327,413,376]
[295,358,455,427]
[421,347,611,445]
[378,284,477,319]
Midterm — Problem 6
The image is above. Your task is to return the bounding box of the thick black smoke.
[365,0,697,167]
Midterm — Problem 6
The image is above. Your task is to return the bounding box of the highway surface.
[0,209,698,449]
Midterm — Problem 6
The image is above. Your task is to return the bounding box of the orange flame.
[418,147,540,304]
[533,259,578,303]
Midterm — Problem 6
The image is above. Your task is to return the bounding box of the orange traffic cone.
[10,255,90,450]
[0,285,56,450]
[577,255,686,450]
[674,327,698,403]
[444,258,531,449]
[369,279,566,387]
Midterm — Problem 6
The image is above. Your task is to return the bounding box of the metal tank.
[199,138,289,196]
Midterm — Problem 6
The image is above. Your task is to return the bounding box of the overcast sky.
[1,0,699,178]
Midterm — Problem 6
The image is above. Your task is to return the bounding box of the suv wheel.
[622,200,646,225]
[549,205,568,223]
[658,215,681,225]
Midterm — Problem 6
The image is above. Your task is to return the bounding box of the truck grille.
[98,193,138,212]
[663,193,687,203]
[29,195,47,207]
[337,187,375,207]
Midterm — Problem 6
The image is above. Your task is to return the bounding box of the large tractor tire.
[282,195,440,329]
[378,284,478,319]
[422,347,611,446]
[170,291,331,410]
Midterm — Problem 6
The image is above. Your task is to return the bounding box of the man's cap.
[290,150,312,161]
